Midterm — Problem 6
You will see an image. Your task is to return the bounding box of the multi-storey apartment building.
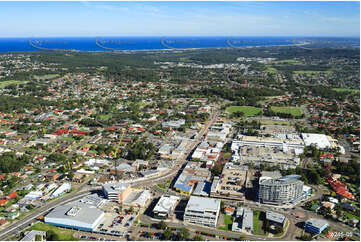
[258,175,304,205]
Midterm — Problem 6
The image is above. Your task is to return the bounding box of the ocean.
[0,36,355,52]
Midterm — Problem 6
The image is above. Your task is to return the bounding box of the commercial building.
[231,135,304,168]
[162,119,185,129]
[258,175,304,205]
[102,182,132,203]
[44,204,104,231]
[305,219,329,234]
[210,163,247,200]
[24,191,43,201]
[51,182,71,198]
[158,143,174,159]
[173,162,211,195]
[77,195,105,208]
[302,185,312,198]
[122,190,151,208]
[301,133,333,149]
[109,163,136,174]
[241,208,253,233]
[191,141,223,163]
[192,181,211,197]
[152,195,180,219]
[266,211,286,227]
[184,196,220,227]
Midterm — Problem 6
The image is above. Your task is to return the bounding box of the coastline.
[0,36,314,53]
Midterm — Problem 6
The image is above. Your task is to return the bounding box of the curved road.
[0,188,94,241]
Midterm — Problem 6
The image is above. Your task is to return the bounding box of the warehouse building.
[184,196,220,227]
[305,219,329,234]
[51,182,71,198]
[44,204,104,231]
[258,175,304,205]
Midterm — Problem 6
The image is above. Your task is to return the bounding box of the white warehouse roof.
[301,133,331,149]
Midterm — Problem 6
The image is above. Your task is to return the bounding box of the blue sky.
[0,1,359,37]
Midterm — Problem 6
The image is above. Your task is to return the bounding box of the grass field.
[265,67,278,73]
[226,106,262,116]
[33,74,59,80]
[28,222,77,241]
[0,80,24,88]
[332,88,360,94]
[270,106,302,117]
[219,215,234,231]
[294,70,332,75]
[276,59,302,64]
[96,66,108,71]
[253,210,266,235]
[260,120,291,125]
[98,114,112,120]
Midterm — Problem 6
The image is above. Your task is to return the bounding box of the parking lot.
[93,213,135,236]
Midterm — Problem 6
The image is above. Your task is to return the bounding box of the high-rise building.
[258,175,304,205]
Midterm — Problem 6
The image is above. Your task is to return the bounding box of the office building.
[266,211,286,227]
[184,196,220,227]
[305,219,329,234]
[102,182,132,203]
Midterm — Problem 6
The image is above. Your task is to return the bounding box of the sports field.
[270,106,302,117]
[0,80,24,88]
[226,106,262,116]
[332,88,359,93]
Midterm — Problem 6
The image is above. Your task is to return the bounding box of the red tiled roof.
[8,192,17,199]
[0,200,8,206]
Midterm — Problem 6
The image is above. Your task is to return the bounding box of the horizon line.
[0,35,359,39]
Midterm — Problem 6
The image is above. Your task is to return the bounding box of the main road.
[0,185,95,241]
[131,110,219,188]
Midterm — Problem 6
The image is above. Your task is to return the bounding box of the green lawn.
[98,114,112,120]
[0,80,25,88]
[226,106,262,117]
[332,88,360,94]
[223,152,232,158]
[276,59,303,65]
[294,70,332,75]
[63,137,75,141]
[33,74,59,80]
[265,67,278,73]
[270,106,302,117]
[27,222,77,241]
[96,66,108,71]
[154,179,172,192]
[345,212,360,221]
[253,210,266,236]
[219,214,234,231]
